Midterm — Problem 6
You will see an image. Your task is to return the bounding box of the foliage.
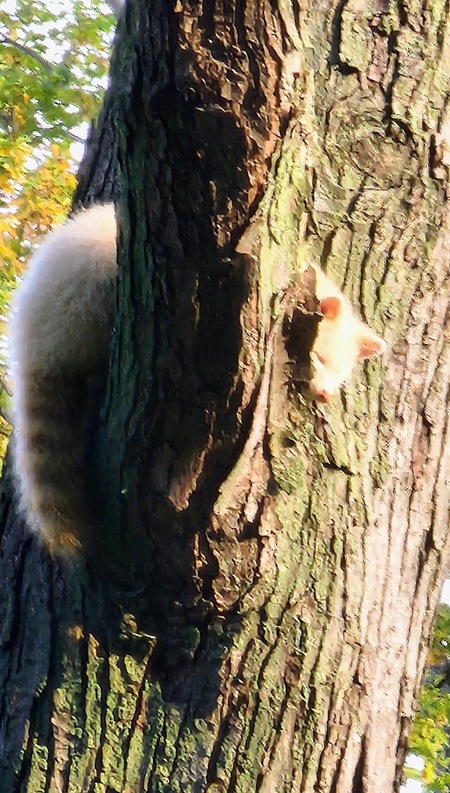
[0,0,115,270]
[407,604,450,791]
[0,0,115,459]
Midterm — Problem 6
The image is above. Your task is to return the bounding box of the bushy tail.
[13,369,90,552]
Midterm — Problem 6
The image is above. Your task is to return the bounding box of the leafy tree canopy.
[407,605,450,791]
[0,0,115,450]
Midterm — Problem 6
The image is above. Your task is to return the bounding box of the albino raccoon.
[308,269,385,402]
[9,203,384,551]
[9,204,117,551]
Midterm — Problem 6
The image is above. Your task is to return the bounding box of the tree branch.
[104,0,125,19]
[1,36,54,71]
[43,126,86,144]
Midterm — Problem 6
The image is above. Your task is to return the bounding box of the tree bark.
[1,1,450,792]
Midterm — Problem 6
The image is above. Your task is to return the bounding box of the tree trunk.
[1,1,449,792]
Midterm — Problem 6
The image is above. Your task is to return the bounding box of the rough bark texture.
[1,1,450,792]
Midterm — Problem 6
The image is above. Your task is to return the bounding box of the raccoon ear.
[320,296,342,320]
[358,332,386,359]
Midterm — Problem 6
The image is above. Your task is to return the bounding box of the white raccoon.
[9,203,385,549]
[309,269,385,403]
[9,204,117,550]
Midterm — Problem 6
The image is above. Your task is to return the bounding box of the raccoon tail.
[13,368,91,553]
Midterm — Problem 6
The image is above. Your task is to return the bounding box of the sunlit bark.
[0,1,449,791]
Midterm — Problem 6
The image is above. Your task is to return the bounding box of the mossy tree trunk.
[1,1,449,792]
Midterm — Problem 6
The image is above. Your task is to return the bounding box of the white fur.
[309,269,385,402]
[9,204,117,547]
[10,204,117,373]
[8,203,384,546]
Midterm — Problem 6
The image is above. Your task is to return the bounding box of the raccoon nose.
[317,390,333,403]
